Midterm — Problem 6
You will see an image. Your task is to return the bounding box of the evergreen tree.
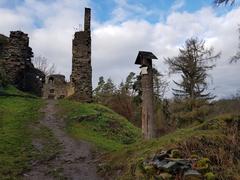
[102,78,116,95]
[94,76,105,95]
[165,37,220,101]
[152,68,169,100]
[124,72,135,95]
[165,38,220,126]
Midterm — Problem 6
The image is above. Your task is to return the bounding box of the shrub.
[170,98,211,127]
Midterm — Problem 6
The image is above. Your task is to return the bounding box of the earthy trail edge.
[24,100,102,180]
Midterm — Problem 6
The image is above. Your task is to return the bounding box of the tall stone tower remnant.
[71,8,92,102]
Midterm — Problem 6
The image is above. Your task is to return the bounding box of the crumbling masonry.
[42,74,74,99]
[71,8,92,102]
[0,31,45,96]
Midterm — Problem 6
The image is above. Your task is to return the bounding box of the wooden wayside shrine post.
[135,51,158,139]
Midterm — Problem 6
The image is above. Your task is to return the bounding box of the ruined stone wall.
[42,74,73,99]
[71,8,92,102]
[0,31,45,96]
[3,31,33,85]
[0,34,8,77]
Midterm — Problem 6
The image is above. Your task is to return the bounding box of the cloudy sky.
[0,0,240,98]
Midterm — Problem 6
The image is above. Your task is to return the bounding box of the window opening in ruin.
[49,77,54,84]
[50,89,54,93]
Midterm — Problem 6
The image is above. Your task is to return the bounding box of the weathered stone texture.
[0,34,8,75]
[0,31,45,96]
[43,74,73,99]
[3,31,33,84]
[71,8,92,102]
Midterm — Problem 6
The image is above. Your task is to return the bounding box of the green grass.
[1,87,237,179]
[58,100,141,151]
[98,114,240,179]
[0,85,36,97]
[1,85,24,94]
[100,127,222,174]
[0,86,59,179]
[57,99,226,178]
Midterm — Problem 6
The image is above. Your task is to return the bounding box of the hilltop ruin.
[0,31,45,96]
[0,8,93,101]
[71,8,93,102]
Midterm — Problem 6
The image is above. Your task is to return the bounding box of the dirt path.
[24,100,102,180]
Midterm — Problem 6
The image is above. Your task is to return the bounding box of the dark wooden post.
[135,51,158,139]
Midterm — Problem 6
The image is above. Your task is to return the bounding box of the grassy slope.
[56,99,239,179]
[99,114,240,179]
[58,99,237,179]
[58,100,141,151]
[0,86,59,179]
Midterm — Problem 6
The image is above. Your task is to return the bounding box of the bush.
[170,98,211,127]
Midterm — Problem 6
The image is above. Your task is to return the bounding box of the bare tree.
[32,56,56,76]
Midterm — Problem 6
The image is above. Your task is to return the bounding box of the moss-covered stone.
[170,149,181,158]
[143,165,156,176]
[204,172,216,180]
[195,158,210,173]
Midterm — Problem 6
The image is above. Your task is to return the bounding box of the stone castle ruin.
[42,74,74,99]
[0,31,45,96]
[0,8,93,100]
[71,8,92,102]
[43,8,93,101]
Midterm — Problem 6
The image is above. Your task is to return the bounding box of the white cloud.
[0,8,33,35]
[171,0,185,12]
[0,1,239,98]
[110,0,156,23]
[92,6,240,98]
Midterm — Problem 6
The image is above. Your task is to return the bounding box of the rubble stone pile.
[142,149,216,180]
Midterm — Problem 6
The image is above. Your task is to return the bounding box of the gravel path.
[24,100,102,180]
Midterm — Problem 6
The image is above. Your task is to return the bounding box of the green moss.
[195,158,210,173]
[170,149,181,158]
[204,172,216,180]
[143,165,156,177]
[58,100,141,151]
